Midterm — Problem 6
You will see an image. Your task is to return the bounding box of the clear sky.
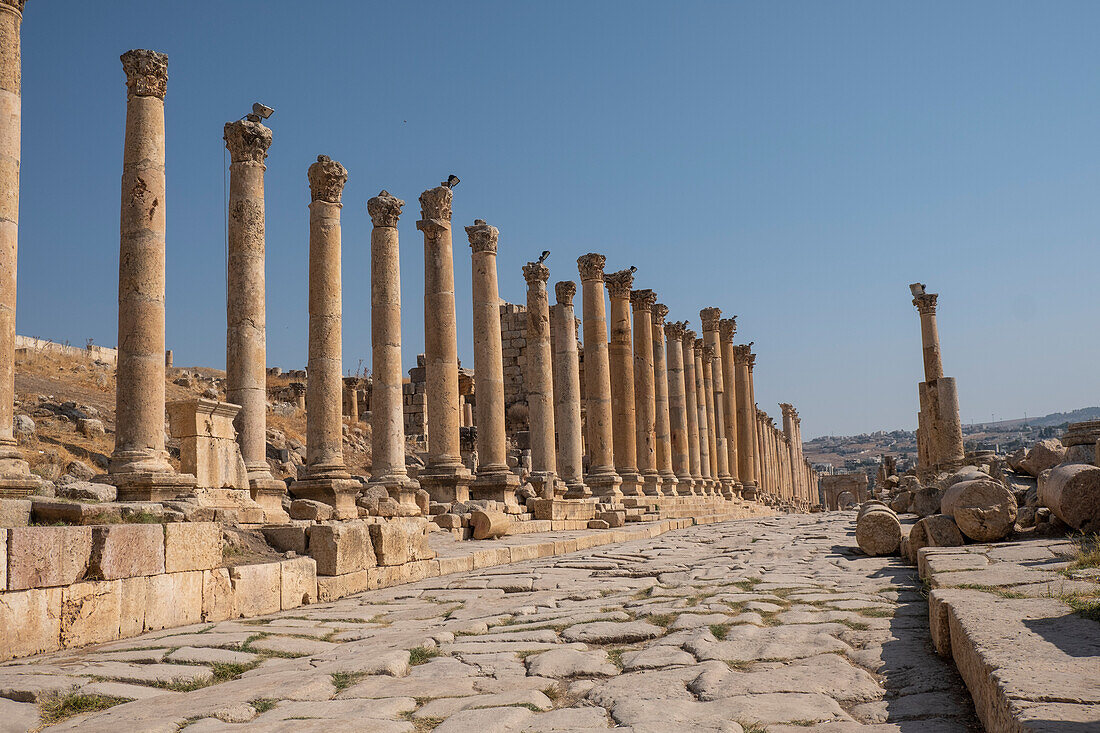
[14,1,1100,439]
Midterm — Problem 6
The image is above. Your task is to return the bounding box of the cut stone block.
[229,562,281,618]
[90,523,165,580]
[308,521,375,576]
[202,567,234,623]
[281,556,317,610]
[7,525,92,590]
[61,579,121,647]
[367,522,410,566]
[0,588,61,660]
[164,522,222,573]
[262,524,309,554]
[118,575,147,638]
[0,499,31,527]
[144,571,203,631]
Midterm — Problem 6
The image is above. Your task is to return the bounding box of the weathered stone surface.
[308,521,376,575]
[60,579,121,647]
[144,571,203,631]
[90,523,165,579]
[471,509,510,539]
[1018,439,1066,477]
[0,588,61,660]
[0,498,31,527]
[7,525,91,589]
[281,556,317,609]
[1038,463,1100,531]
[525,647,619,678]
[202,567,234,623]
[229,562,281,617]
[855,505,902,556]
[164,522,222,573]
[290,498,334,521]
[940,478,1017,541]
[561,620,663,644]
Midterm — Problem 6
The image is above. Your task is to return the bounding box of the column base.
[290,476,360,519]
[0,446,42,498]
[562,477,591,499]
[641,472,663,497]
[470,469,521,506]
[109,449,176,477]
[526,471,559,500]
[718,477,737,501]
[617,470,644,496]
[369,473,422,514]
[585,471,623,500]
[529,497,598,521]
[111,471,198,503]
[249,475,290,524]
[741,482,759,501]
[420,463,472,504]
[658,472,679,497]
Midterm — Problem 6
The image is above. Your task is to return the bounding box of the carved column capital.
[367,190,405,227]
[653,303,669,327]
[681,327,697,348]
[732,344,752,365]
[554,280,576,306]
[577,253,606,282]
[693,338,705,356]
[523,261,550,284]
[718,317,737,343]
[779,402,797,418]
[629,289,656,311]
[665,320,685,340]
[121,49,168,100]
[308,155,347,203]
[913,292,938,315]
[700,307,722,332]
[747,353,757,370]
[0,0,27,15]
[417,184,453,233]
[223,119,272,164]
[466,219,499,254]
[605,270,634,298]
[702,344,716,363]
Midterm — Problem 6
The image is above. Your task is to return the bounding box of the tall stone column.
[733,345,758,499]
[681,328,703,494]
[700,342,719,496]
[523,260,557,497]
[606,270,642,495]
[0,0,37,496]
[748,352,761,495]
[718,318,740,496]
[418,184,472,503]
[652,304,678,495]
[223,117,285,519]
[911,285,964,473]
[664,320,691,492]
[912,287,944,382]
[110,50,195,501]
[466,219,519,505]
[631,289,661,496]
[367,190,419,507]
[701,308,734,499]
[294,155,358,518]
[552,281,588,498]
[577,254,621,498]
[693,339,712,493]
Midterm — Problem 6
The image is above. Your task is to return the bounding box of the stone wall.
[14,335,119,366]
[500,302,528,432]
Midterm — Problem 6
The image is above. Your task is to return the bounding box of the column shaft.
[524,261,556,496]
[631,289,660,496]
[693,341,712,490]
[577,254,621,497]
[552,281,588,497]
[701,343,719,496]
[719,319,740,493]
[733,346,757,498]
[681,330,702,493]
[665,321,691,489]
[607,270,641,495]
[652,304,677,494]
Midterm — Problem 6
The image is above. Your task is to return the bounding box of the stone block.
[7,525,92,590]
[90,524,165,580]
[316,569,371,602]
[202,568,234,623]
[262,524,309,554]
[0,528,5,589]
[229,562,281,618]
[167,399,249,490]
[600,510,626,528]
[509,544,540,563]
[471,547,510,569]
[0,588,61,660]
[437,554,474,575]
[144,571,203,631]
[0,499,31,527]
[434,513,462,530]
[290,499,334,521]
[308,521,375,576]
[367,522,410,566]
[118,576,147,637]
[61,580,121,647]
[280,556,317,610]
[164,522,222,573]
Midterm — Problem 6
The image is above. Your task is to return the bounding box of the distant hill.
[972,407,1100,429]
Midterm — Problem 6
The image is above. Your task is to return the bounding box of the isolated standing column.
[652,304,678,495]
[367,190,419,507]
[631,289,660,496]
[577,254,622,498]
[552,281,588,498]
[523,260,557,497]
[606,270,642,495]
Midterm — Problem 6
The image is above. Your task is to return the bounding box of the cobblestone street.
[0,514,980,732]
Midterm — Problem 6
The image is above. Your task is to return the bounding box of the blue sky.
[14,1,1100,438]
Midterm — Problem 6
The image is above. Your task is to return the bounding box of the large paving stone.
[525,647,619,678]
[686,623,851,663]
[561,620,663,644]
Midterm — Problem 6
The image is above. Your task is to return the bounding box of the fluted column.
[631,289,661,496]
[607,270,642,495]
[652,304,677,495]
[417,183,472,503]
[367,190,419,507]
[665,321,691,492]
[467,219,519,505]
[718,318,740,497]
[223,117,285,518]
[733,345,758,499]
[701,308,734,500]
[578,254,621,498]
[110,50,195,501]
[552,281,588,498]
[523,260,557,497]
[681,328,702,494]
[693,339,712,493]
[0,0,37,496]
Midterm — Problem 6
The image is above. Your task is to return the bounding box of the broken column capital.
[913,292,938,315]
[0,0,26,14]
[605,269,634,298]
[367,190,405,227]
[681,327,697,348]
[699,307,722,332]
[307,155,347,204]
[577,253,607,282]
[223,119,272,165]
[718,317,737,342]
[665,320,686,341]
[466,219,499,254]
[121,49,168,100]
[523,261,550,284]
[418,183,453,223]
[653,303,669,326]
[630,289,656,312]
[554,280,576,306]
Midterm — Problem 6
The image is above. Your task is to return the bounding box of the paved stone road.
[1,514,981,732]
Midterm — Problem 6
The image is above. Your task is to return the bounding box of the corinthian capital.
[718,317,737,343]
[121,49,168,100]
[466,219,499,254]
[700,307,722,332]
[681,327,697,347]
[223,119,272,165]
[702,344,716,363]
[732,344,752,365]
[555,280,576,306]
[605,270,634,298]
[779,402,797,418]
[629,289,656,311]
[577,253,606,282]
[0,1,27,14]
[665,319,685,340]
[419,184,453,223]
[653,303,669,326]
[912,292,938,315]
[523,261,550,284]
[308,155,347,204]
[367,190,405,227]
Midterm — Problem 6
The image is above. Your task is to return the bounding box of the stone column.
[912,287,944,382]
[693,339,712,493]
[523,260,557,497]
[367,190,419,507]
[294,155,358,518]
[418,184,472,503]
[701,308,734,499]
[664,320,691,492]
[466,219,519,505]
[606,270,642,495]
[681,328,702,494]
[343,380,359,422]
[652,304,678,495]
[110,50,195,501]
[718,318,740,496]
[748,352,761,497]
[631,289,661,496]
[700,342,719,496]
[552,281,588,498]
[733,345,758,499]
[223,117,284,517]
[0,0,37,496]
[577,254,622,498]
[911,286,965,472]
